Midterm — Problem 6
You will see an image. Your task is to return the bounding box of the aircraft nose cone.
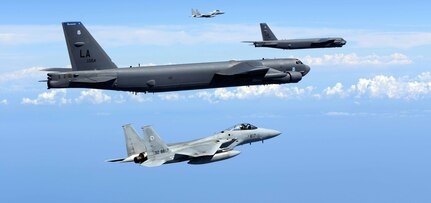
[267,129,281,138]
[303,65,311,76]
[339,39,347,45]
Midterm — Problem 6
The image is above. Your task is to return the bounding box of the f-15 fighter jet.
[107,123,281,167]
[192,9,224,18]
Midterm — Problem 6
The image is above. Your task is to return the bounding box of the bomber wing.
[216,61,269,77]
[215,61,287,79]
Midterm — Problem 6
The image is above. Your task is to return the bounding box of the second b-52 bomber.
[43,22,310,93]
[244,23,346,50]
[108,123,281,167]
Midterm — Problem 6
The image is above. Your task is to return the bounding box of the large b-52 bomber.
[43,22,310,93]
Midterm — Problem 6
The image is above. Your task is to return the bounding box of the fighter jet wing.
[215,61,269,77]
[175,139,230,157]
[141,159,167,167]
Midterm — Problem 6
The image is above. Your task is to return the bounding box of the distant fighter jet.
[244,23,346,50]
[192,9,224,18]
[107,123,281,167]
[43,22,310,93]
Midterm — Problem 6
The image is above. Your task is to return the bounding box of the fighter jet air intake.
[43,22,310,93]
[244,23,346,50]
[107,123,281,167]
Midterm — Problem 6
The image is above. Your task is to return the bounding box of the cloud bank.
[1,24,431,49]
[17,72,431,105]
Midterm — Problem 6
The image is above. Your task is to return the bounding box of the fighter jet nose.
[268,129,281,138]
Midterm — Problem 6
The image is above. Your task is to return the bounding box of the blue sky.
[1,1,431,202]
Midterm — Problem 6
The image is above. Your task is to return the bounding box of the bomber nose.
[341,39,347,45]
[303,65,310,76]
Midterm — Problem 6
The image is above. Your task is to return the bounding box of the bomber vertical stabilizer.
[260,23,278,41]
[62,21,117,71]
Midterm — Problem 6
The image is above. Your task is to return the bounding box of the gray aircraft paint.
[191,9,224,18]
[44,22,310,93]
[108,123,281,167]
[245,23,347,50]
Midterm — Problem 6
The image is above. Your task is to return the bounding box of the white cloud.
[0,25,61,46]
[189,85,316,102]
[324,83,346,97]
[158,93,182,101]
[0,99,7,105]
[127,92,152,103]
[353,32,431,49]
[331,72,431,100]
[302,53,412,66]
[1,24,431,49]
[21,89,70,105]
[188,72,431,102]
[75,89,111,104]
[325,112,352,116]
[17,72,431,105]
[0,67,44,83]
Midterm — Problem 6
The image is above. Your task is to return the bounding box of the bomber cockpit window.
[225,123,257,131]
[296,60,303,65]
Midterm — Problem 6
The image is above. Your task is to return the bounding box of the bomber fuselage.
[47,58,310,93]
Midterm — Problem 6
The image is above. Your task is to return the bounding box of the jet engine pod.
[47,75,71,88]
[286,71,302,83]
[188,150,240,165]
[133,153,148,164]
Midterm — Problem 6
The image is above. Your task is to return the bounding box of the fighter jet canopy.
[225,123,257,131]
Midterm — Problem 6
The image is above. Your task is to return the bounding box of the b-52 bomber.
[244,23,346,50]
[43,22,310,93]
[107,123,281,167]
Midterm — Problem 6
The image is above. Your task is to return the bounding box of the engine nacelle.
[267,71,302,83]
[188,150,241,165]
[47,73,71,88]
[286,71,302,83]
[133,153,148,164]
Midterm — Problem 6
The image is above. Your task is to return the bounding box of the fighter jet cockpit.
[224,123,258,131]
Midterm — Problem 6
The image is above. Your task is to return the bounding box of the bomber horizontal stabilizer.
[41,68,73,72]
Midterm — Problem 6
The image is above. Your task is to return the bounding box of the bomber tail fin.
[260,23,278,41]
[62,22,117,71]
